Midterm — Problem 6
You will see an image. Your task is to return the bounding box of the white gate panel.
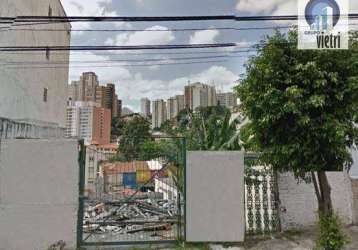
[186,151,245,242]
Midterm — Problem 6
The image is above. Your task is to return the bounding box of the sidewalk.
[82,225,358,250]
[210,225,358,250]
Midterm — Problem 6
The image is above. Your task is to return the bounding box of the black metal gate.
[77,137,186,247]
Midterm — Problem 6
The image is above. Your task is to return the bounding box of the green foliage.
[164,106,242,151]
[118,116,151,161]
[316,214,349,250]
[138,139,180,162]
[111,116,125,138]
[174,241,211,250]
[236,30,358,176]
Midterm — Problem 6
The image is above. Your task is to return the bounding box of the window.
[46,48,50,60]
[43,88,48,102]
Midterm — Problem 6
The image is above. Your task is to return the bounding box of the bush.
[316,213,349,250]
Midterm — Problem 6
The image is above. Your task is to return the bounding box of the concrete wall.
[0,0,70,128]
[0,139,78,250]
[351,148,358,225]
[186,151,245,242]
[352,179,358,225]
[278,172,354,230]
[0,117,65,139]
[351,148,358,178]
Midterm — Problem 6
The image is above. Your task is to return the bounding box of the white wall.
[278,172,354,230]
[186,151,245,242]
[350,148,358,178]
[0,0,70,128]
[351,148,358,224]
[0,139,78,250]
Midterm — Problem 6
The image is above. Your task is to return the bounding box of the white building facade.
[166,97,176,120]
[217,92,238,108]
[65,101,100,145]
[140,98,151,119]
[185,83,217,111]
[152,99,167,128]
[0,0,71,133]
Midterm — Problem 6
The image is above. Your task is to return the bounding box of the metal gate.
[77,137,186,247]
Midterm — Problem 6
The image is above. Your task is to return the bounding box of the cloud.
[135,0,145,5]
[61,0,115,16]
[236,0,289,14]
[68,52,132,83]
[167,66,238,93]
[61,0,118,34]
[236,0,358,15]
[105,25,175,46]
[189,30,220,44]
[117,66,237,111]
[69,52,238,112]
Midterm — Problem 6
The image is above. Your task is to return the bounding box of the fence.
[77,137,186,247]
[77,143,279,247]
[244,155,281,236]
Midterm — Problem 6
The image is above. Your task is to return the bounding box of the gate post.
[182,137,187,242]
[77,140,86,248]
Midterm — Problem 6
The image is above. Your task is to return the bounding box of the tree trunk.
[311,171,333,217]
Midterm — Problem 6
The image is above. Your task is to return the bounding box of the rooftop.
[102,161,150,175]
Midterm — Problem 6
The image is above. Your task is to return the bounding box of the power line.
[0,26,293,32]
[2,22,358,32]
[1,14,357,23]
[3,59,230,69]
[0,15,238,23]
[3,54,251,65]
[0,49,254,56]
[0,43,237,52]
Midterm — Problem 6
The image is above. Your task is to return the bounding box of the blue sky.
[61,0,358,111]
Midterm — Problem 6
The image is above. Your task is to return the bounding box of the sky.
[60,0,358,111]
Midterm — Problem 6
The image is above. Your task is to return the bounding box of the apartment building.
[152,99,167,128]
[166,97,177,120]
[96,83,118,118]
[140,98,151,119]
[184,82,217,111]
[69,74,119,118]
[65,101,111,145]
[217,92,238,108]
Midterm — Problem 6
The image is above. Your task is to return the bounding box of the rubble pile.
[83,197,178,240]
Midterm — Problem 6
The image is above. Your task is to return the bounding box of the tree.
[170,106,242,150]
[118,116,151,161]
[111,116,125,138]
[138,139,180,161]
[236,30,358,218]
